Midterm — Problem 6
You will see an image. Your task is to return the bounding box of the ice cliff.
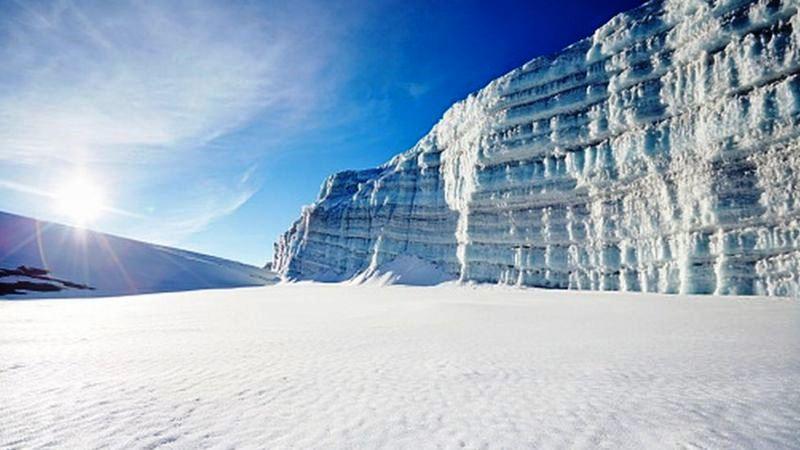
[274,0,800,296]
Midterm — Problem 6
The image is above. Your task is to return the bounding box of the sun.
[55,177,106,226]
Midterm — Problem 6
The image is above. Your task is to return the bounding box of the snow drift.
[0,211,277,298]
[275,0,800,296]
[349,255,456,286]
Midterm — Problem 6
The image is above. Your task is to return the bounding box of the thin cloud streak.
[0,0,302,160]
[0,178,143,219]
[0,0,354,241]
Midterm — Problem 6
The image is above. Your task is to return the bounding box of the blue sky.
[0,0,644,266]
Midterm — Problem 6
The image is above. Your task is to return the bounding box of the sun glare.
[56,177,106,226]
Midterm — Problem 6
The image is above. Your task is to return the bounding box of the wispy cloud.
[0,177,142,219]
[0,0,350,242]
[0,179,51,198]
[403,82,432,99]
[140,176,260,244]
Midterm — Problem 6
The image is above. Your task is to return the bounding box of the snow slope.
[1,284,798,448]
[275,0,800,296]
[0,211,277,298]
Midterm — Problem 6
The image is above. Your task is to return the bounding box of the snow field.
[2,284,799,448]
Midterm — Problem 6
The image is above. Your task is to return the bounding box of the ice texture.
[275,0,800,296]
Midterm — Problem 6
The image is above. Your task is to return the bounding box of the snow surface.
[275,0,800,296]
[0,211,277,298]
[2,284,799,448]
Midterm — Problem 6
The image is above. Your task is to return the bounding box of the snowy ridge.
[275,0,800,296]
[0,211,277,298]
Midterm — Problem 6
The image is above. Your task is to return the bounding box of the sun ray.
[94,232,137,295]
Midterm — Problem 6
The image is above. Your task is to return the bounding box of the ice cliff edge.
[275,0,800,296]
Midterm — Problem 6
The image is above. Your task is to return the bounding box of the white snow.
[2,284,799,448]
[0,211,277,298]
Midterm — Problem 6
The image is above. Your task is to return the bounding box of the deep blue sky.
[0,0,644,266]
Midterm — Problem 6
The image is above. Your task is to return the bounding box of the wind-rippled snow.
[2,284,799,448]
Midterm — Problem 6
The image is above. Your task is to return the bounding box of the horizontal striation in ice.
[274,0,800,296]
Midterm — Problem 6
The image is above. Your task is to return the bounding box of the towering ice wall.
[275,0,800,296]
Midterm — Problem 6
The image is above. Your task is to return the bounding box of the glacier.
[274,0,800,296]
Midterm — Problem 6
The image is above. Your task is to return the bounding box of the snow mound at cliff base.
[350,255,456,286]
